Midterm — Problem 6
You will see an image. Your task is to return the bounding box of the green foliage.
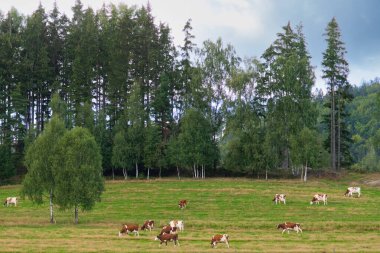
[177,108,217,171]
[143,122,162,170]
[290,127,327,169]
[22,116,67,204]
[347,82,380,168]
[257,22,316,169]
[0,144,14,183]
[54,127,104,217]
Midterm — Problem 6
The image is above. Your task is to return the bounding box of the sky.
[1,0,379,91]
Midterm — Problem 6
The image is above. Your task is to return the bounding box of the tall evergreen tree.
[0,8,24,179]
[257,22,316,169]
[322,17,352,171]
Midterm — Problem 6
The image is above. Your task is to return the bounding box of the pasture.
[1,175,380,252]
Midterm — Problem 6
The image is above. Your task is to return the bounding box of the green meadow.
[1,175,380,252]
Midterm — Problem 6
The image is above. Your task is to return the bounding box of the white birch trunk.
[49,189,55,224]
[304,162,308,182]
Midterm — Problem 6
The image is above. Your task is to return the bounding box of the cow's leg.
[226,241,230,248]
[282,229,286,234]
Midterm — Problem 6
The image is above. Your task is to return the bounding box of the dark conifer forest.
[1,2,379,183]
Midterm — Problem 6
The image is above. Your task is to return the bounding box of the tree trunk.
[159,167,162,178]
[300,166,304,181]
[337,98,341,171]
[135,162,138,179]
[304,162,308,182]
[122,168,128,180]
[112,167,114,180]
[177,166,181,180]
[74,205,79,224]
[49,189,55,224]
[265,168,268,180]
[331,83,336,171]
[147,168,150,180]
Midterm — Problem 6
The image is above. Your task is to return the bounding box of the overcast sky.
[1,0,379,91]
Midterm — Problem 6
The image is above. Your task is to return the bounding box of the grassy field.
[1,174,380,252]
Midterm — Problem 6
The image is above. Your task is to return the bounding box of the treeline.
[1,1,379,183]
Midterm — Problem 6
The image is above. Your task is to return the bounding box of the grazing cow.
[273,194,286,205]
[277,222,303,234]
[169,220,184,231]
[141,220,154,231]
[155,233,179,247]
[3,197,17,207]
[211,234,230,248]
[178,199,187,209]
[160,225,177,235]
[310,194,328,205]
[119,224,139,237]
[344,187,361,197]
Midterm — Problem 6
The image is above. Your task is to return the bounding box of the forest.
[1,1,380,184]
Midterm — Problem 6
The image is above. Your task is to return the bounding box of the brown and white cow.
[160,225,177,235]
[273,194,286,205]
[277,222,302,234]
[3,197,17,207]
[211,234,230,248]
[169,220,184,231]
[344,187,361,197]
[155,233,179,247]
[310,194,328,205]
[141,220,154,231]
[178,199,187,209]
[119,224,139,237]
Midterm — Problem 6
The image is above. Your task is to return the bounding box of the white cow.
[344,187,361,197]
[310,194,328,205]
[4,197,17,207]
[169,220,184,232]
[273,194,286,205]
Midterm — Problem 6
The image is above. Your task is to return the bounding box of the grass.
[1,175,380,252]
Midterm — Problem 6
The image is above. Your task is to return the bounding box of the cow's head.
[310,197,318,204]
[344,189,350,196]
[3,200,6,206]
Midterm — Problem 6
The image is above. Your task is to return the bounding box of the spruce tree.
[322,17,352,171]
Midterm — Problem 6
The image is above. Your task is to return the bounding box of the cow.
[169,220,184,231]
[344,187,361,197]
[3,197,17,207]
[277,222,303,234]
[178,199,187,209]
[160,225,177,235]
[118,224,139,237]
[210,234,230,248]
[141,220,154,231]
[310,194,328,205]
[273,194,286,205]
[155,233,179,247]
